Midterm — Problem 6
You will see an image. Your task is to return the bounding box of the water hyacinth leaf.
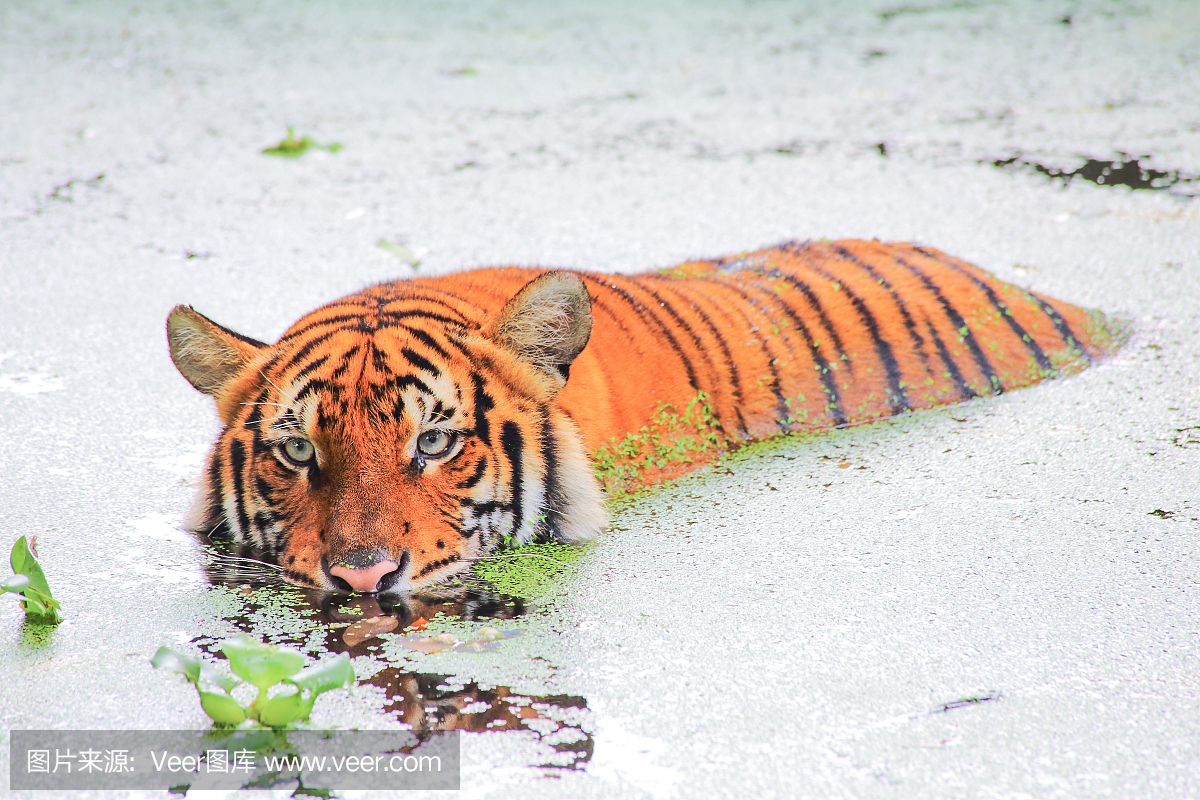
[151,646,202,684]
[199,690,248,727]
[199,662,241,694]
[19,593,52,620]
[375,239,421,268]
[8,536,62,624]
[1,574,30,593]
[258,691,315,728]
[287,654,355,696]
[221,635,305,689]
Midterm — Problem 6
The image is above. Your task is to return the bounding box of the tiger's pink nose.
[328,559,399,593]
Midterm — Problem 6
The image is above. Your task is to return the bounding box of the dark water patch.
[189,577,594,772]
[989,153,1200,197]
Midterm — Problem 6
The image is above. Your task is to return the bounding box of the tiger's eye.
[282,437,315,465]
[417,430,454,457]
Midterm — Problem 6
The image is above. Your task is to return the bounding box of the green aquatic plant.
[591,390,724,497]
[470,541,590,599]
[375,238,422,268]
[262,127,343,158]
[1,536,62,625]
[152,636,354,729]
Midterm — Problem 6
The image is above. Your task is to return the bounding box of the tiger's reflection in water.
[194,549,593,770]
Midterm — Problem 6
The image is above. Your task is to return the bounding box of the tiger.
[166,239,1121,594]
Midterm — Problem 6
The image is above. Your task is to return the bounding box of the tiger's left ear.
[488,272,593,388]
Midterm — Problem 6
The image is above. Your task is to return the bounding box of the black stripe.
[206,446,227,536]
[647,278,749,436]
[289,354,329,383]
[471,372,495,441]
[923,318,978,399]
[1034,297,1089,363]
[228,439,252,541]
[750,249,855,373]
[254,476,279,506]
[725,277,847,426]
[808,262,910,414]
[403,326,452,359]
[381,309,470,327]
[329,345,360,379]
[888,252,1004,395]
[273,330,338,374]
[456,456,489,490]
[501,421,525,537]
[242,388,270,427]
[381,293,473,320]
[461,498,511,515]
[293,377,332,406]
[401,347,441,376]
[732,303,790,431]
[581,275,703,391]
[831,245,933,375]
[282,568,318,587]
[390,374,434,396]
[279,312,369,342]
[252,511,277,545]
[416,554,461,578]
[913,247,1054,373]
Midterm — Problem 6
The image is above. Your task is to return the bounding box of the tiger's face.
[167,273,606,593]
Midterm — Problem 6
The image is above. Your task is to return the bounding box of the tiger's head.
[166,272,606,594]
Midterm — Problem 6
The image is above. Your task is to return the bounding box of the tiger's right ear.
[166,305,266,396]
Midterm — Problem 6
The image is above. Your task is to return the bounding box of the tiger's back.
[417,239,1118,491]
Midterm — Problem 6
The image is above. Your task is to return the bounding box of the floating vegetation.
[592,391,724,497]
[262,128,343,158]
[375,239,422,268]
[47,173,105,202]
[934,692,1001,713]
[878,1,981,22]
[2,536,62,625]
[989,153,1199,197]
[1173,426,1200,448]
[152,636,354,729]
[470,541,590,599]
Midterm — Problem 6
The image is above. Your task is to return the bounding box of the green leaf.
[151,646,202,684]
[19,592,51,619]
[1,574,30,593]
[257,690,315,728]
[375,239,421,268]
[199,690,248,726]
[9,536,61,623]
[220,635,305,689]
[262,127,342,158]
[199,662,241,694]
[287,654,354,696]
